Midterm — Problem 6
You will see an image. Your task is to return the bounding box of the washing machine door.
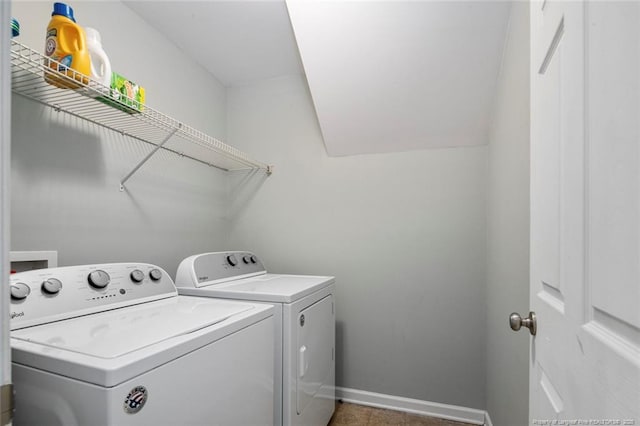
[296,294,334,415]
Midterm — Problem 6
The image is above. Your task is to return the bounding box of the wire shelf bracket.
[119,125,181,191]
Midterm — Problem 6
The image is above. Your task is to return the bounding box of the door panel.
[296,295,333,415]
[580,0,640,418]
[586,1,640,332]
[531,0,582,420]
[535,16,564,314]
[530,0,640,423]
[535,12,562,308]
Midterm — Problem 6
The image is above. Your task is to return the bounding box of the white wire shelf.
[10,40,272,190]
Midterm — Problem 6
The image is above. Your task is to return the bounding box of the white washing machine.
[175,252,335,426]
[9,262,275,426]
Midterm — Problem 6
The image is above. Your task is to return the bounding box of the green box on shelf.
[97,72,146,114]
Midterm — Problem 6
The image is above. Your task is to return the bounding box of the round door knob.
[88,270,110,289]
[130,270,144,283]
[149,269,162,281]
[226,255,238,267]
[509,311,537,336]
[42,278,63,295]
[10,283,30,300]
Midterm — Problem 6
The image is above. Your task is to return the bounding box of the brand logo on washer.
[123,386,148,414]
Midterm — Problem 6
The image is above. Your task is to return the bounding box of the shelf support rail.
[119,124,181,191]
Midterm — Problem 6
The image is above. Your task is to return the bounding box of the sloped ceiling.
[125,1,511,156]
[286,1,512,156]
[123,1,303,87]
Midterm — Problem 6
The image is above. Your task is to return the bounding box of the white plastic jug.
[85,27,112,89]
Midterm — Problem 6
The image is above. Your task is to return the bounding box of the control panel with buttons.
[176,252,266,288]
[9,263,177,330]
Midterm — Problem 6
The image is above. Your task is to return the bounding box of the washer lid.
[11,296,253,359]
[181,274,335,303]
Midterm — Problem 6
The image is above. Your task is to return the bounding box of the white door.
[529,0,640,424]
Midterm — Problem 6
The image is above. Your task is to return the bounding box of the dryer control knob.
[250,255,257,264]
[42,278,62,294]
[149,269,162,281]
[226,255,238,267]
[130,270,144,283]
[242,256,250,264]
[88,270,110,289]
[10,282,30,300]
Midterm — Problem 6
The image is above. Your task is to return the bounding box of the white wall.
[227,75,488,409]
[10,1,230,273]
[485,3,530,425]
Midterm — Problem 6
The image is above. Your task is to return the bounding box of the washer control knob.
[226,255,238,267]
[42,278,62,295]
[130,270,144,283]
[250,255,257,264]
[149,269,162,281]
[10,283,30,300]
[88,270,110,289]
[242,256,250,264]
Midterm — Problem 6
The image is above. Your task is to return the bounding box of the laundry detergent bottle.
[85,27,112,90]
[44,2,91,89]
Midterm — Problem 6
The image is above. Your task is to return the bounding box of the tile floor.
[328,401,476,426]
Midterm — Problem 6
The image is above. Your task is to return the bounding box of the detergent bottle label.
[58,55,72,71]
[45,38,56,57]
[45,29,58,57]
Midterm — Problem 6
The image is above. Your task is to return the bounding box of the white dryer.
[175,252,335,426]
[9,262,275,426]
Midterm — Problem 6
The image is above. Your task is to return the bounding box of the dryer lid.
[11,296,253,359]
[186,274,335,303]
